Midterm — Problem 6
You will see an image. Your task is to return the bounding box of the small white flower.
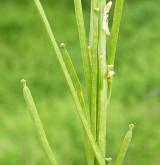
[103,1,112,35]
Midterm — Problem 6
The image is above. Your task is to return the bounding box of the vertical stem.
[97,55,107,155]
[89,0,99,164]
[96,0,107,164]
[90,6,99,142]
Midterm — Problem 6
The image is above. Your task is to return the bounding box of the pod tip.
[60,43,65,48]
[21,79,26,87]
[105,157,112,162]
[129,123,134,130]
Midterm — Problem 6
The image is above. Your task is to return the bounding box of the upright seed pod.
[115,124,134,165]
[21,79,58,165]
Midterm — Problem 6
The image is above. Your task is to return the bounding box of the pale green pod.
[60,43,92,165]
[60,43,88,119]
[115,124,134,165]
[21,79,58,165]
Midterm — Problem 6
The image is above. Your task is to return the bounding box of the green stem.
[90,6,99,141]
[89,1,99,164]
[115,124,134,165]
[97,0,107,159]
[97,55,107,157]
[88,45,95,165]
[21,80,58,165]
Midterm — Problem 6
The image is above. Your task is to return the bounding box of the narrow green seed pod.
[60,43,87,117]
[115,124,134,165]
[21,79,58,165]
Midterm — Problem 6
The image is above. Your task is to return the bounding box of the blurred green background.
[0,0,160,164]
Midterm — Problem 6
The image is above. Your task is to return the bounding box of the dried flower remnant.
[106,64,115,81]
[103,1,112,35]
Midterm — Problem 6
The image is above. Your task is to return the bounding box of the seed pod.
[115,124,134,165]
[21,79,58,165]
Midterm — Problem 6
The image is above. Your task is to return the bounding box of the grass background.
[0,0,160,164]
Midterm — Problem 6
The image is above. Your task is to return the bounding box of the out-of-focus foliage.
[0,0,160,165]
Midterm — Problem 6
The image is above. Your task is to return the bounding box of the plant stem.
[21,80,58,165]
[91,7,99,139]
[97,0,107,159]
[90,1,99,136]
[90,5,100,165]
[115,124,134,165]
[97,55,107,155]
